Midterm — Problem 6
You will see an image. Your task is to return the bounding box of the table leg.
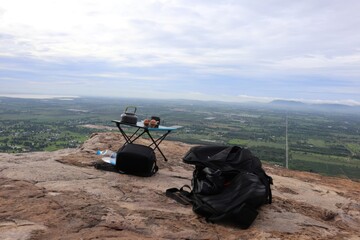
[145,131,169,161]
[115,122,171,161]
[116,123,144,143]
[149,131,170,147]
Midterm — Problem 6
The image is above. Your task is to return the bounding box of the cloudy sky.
[0,0,359,105]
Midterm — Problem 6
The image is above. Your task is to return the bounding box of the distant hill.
[269,100,307,106]
[269,100,360,114]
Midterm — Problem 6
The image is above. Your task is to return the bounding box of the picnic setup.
[96,106,273,229]
[111,120,181,162]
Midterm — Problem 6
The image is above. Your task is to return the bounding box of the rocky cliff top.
[0,132,359,240]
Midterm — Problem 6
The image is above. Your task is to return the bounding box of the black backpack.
[166,145,273,229]
[116,143,158,177]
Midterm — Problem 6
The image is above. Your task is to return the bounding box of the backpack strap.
[165,185,193,205]
[152,162,159,175]
[253,168,273,204]
[267,175,273,204]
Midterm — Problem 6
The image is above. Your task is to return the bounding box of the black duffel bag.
[116,143,158,177]
[166,145,273,229]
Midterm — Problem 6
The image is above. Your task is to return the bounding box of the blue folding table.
[112,120,182,161]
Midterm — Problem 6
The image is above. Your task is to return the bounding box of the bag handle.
[124,106,137,114]
[165,185,193,205]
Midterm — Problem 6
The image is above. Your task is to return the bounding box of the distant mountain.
[313,103,353,109]
[268,100,360,114]
[269,100,308,106]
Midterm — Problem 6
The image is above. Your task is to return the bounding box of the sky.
[0,0,359,105]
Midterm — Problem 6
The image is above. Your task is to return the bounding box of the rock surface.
[0,132,359,240]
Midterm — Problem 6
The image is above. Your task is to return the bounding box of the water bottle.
[97,149,117,165]
[96,149,117,158]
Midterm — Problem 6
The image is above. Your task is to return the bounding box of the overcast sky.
[0,0,359,105]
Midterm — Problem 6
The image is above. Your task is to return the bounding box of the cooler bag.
[116,143,158,177]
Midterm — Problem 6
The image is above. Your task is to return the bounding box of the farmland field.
[0,96,359,180]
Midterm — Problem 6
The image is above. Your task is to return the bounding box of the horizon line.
[0,93,359,107]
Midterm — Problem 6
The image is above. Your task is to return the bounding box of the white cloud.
[271,53,360,69]
[1,0,359,67]
[0,0,359,102]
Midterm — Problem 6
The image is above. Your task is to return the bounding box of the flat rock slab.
[0,132,359,239]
